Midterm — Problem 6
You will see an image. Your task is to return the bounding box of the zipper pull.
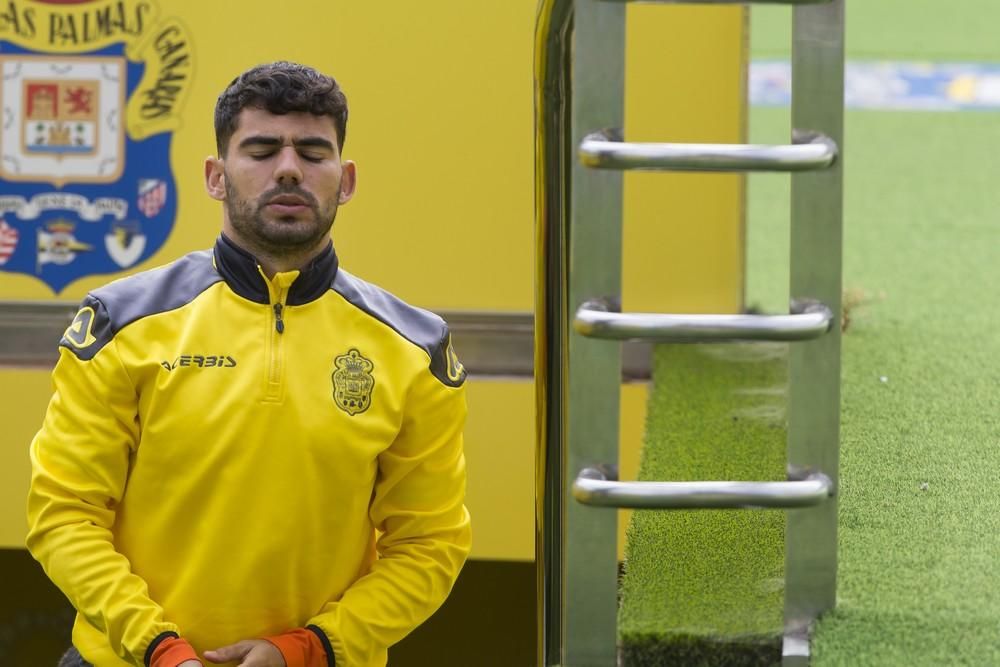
[273,303,285,334]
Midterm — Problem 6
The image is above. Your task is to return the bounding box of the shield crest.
[332,349,375,416]
[3,56,124,186]
[0,35,184,293]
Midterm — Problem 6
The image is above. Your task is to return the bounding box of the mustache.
[257,186,320,209]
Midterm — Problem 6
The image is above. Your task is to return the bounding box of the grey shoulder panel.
[60,250,220,361]
[332,270,467,387]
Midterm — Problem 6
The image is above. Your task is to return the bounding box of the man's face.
[206,107,356,257]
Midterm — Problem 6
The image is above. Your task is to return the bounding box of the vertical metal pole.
[535,1,574,665]
[784,0,844,663]
[563,1,625,665]
[535,0,573,667]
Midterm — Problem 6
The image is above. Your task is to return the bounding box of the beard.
[224,175,341,258]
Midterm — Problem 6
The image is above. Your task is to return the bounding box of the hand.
[178,662,202,667]
[204,639,286,666]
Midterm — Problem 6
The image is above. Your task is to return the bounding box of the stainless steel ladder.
[534,0,844,665]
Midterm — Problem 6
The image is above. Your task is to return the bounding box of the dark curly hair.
[214,61,348,156]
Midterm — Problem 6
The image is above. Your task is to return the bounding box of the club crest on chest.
[332,349,375,415]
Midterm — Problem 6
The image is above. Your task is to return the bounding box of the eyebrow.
[238,135,336,151]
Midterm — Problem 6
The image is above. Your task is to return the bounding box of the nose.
[273,146,303,185]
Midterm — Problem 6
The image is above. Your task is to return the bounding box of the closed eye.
[237,136,336,162]
[296,149,323,161]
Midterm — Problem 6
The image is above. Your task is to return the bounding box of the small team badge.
[137,179,167,218]
[37,220,92,270]
[105,220,147,268]
[0,218,19,266]
[332,349,375,415]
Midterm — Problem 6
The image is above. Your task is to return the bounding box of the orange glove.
[148,634,200,667]
[264,627,330,667]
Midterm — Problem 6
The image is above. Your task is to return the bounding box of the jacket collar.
[213,233,339,305]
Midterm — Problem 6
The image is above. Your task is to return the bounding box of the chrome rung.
[579,130,837,173]
[574,300,833,342]
[573,467,834,509]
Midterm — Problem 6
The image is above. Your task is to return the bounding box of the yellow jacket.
[26,234,471,667]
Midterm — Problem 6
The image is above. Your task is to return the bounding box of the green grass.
[750,108,1000,667]
[622,92,1000,667]
[621,3,1000,662]
[623,112,1000,664]
[618,344,788,666]
[750,1,1000,62]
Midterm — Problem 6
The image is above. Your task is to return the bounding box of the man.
[26,62,471,667]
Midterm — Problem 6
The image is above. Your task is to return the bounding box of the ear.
[339,160,357,204]
[205,156,226,201]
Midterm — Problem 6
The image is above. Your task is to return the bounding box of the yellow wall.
[0,369,50,547]
[462,379,648,562]
[624,4,747,315]
[0,0,541,309]
[0,2,746,560]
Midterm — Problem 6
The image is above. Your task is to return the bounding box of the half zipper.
[273,303,285,334]
[260,268,299,403]
[268,286,288,389]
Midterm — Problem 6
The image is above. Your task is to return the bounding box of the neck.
[223,229,330,279]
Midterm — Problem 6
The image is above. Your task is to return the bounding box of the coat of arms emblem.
[332,349,375,416]
[4,58,123,185]
[0,0,192,293]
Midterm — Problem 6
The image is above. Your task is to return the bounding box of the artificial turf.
[749,106,1000,667]
[751,1,1000,62]
[620,4,1000,664]
[750,4,1000,662]
[618,343,788,666]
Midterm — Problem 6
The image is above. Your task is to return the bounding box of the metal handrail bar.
[534,0,576,664]
[574,300,833,342]
[573,467,834,509]
[579,130,837,172]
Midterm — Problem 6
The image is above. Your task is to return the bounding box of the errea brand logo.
[161,355,237,371]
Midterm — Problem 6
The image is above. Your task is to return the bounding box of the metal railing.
[574,299,834,342]
[579,130,837,172]
[534,0,844,665]
[573,468,834,509]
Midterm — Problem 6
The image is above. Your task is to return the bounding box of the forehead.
[231,107,339,143]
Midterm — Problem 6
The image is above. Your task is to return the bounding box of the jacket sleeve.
[306,341,472,667]
[26,300,181,666]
